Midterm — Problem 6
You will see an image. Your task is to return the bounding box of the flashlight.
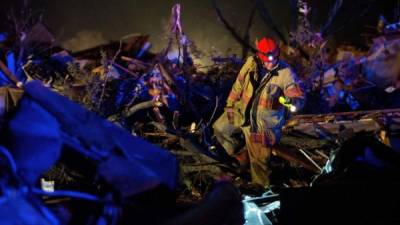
[279,96,297,112]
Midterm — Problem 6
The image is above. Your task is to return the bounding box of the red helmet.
[256,37,279,62]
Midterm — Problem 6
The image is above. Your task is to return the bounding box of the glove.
[279,96,291,104]
[279,96,297,112]
[225,107,234,124]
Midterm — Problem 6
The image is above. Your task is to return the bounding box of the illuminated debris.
[0,188,58,225]
[279,133,400,225]
[243,193,280,225]
[7,95,62,185]
[5,81,178,192]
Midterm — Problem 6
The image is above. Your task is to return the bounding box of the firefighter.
[213,37,305,188]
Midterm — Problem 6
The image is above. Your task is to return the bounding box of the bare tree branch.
[212,0,310,61]
[289,0,299,33]
[242,2,257,59]
[212,0,257,54]
[327,1,375,38]
[255,0,288,45]
[320,0,343,37]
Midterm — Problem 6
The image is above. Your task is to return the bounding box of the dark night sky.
[2,0,400,59]
[38,0,290,54]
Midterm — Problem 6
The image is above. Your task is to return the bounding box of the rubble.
[1,1,400,224]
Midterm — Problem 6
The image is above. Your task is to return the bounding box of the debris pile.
[1,1,400,224]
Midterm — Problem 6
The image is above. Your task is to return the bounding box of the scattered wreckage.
[1,1,400,224]
[0,82,245,225]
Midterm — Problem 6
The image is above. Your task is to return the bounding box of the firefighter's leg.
[242,126,272,188]
[213,111,242,155]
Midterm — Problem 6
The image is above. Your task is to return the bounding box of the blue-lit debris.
[243,201,272,225]
[0,81,182,224]
[242,193,280,225]
[25,82,177,192]
[8,96,62,185]
[0,188,59,225]
[6,80,178,194]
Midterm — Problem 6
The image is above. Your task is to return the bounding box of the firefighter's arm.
[281,69,305,112]
[226,57,254,108]
[225,57,254,124]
